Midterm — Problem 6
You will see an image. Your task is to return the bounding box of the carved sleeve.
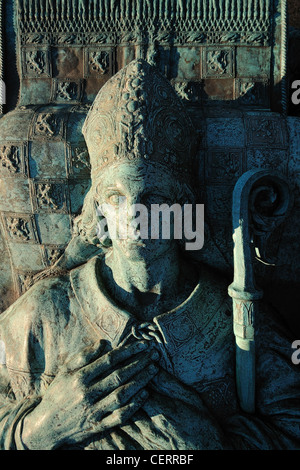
[0,365,42,450]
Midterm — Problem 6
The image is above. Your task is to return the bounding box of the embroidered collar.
[70,255,229,352]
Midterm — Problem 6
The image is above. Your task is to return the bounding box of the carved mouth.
[127,240,146,248]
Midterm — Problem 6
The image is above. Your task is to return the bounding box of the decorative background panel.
[0,105,90,308]
[15,0,279,109]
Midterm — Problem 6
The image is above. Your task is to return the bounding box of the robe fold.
[0,256,299,450]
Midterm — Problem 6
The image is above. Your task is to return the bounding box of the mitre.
[82,59,198,180]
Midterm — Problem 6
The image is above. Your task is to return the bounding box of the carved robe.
[0,255,299,450]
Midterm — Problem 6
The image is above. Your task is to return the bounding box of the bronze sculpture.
[0,60,299,450]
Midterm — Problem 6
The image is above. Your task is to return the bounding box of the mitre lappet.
[82,59,199,181]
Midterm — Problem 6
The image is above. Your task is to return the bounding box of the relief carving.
[207,50,229,75]
[45,246,64,265]
[17,0,272,46]
[246,118,287,147]
[33,113,65,139]
[25,50,46,75]
[56,81,80,101]
[88,51,109,75]
[34,114,59,137]
[0,146,20,174]
[16,272,36,294]
[206,150,244,182]
[5,217,31,242]
[0,0,298,454]
[70,147,91,174]
[33,181,68,212]
[3,214,39,243]
[203,48,234,78]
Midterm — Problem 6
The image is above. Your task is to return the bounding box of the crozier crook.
[228,169,292,414]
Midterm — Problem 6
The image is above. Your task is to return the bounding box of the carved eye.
[108,194,126,206]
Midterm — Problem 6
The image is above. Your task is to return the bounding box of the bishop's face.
[95,160,182,262]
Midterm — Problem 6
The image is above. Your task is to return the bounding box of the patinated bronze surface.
[0,0,299,450]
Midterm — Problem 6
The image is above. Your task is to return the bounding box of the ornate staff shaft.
[228,171,262,414]
[228,169,292,413]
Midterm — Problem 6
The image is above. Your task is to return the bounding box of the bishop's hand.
[21,340,159,450]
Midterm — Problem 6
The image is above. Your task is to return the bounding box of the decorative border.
[16,0,273,47]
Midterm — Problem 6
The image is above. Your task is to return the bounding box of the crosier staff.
[228,169,292,414]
